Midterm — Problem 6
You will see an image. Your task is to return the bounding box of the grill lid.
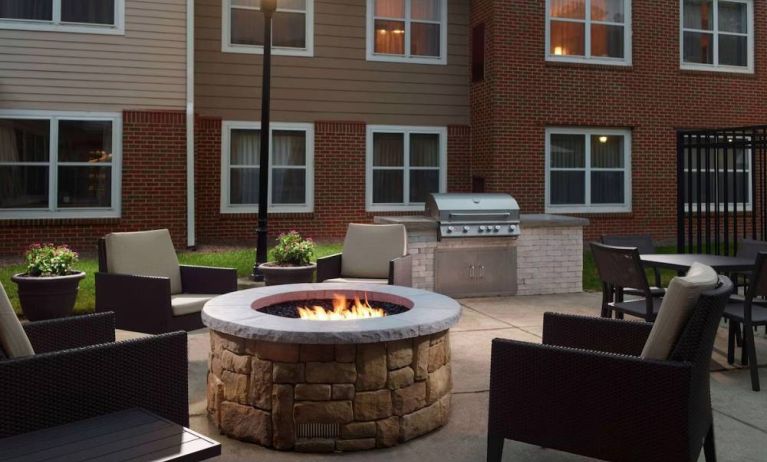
[425,193,521,239]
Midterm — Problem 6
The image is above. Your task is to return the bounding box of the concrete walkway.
[177,293,767,462]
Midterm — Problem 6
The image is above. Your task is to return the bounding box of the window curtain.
[376,0,404,18]
[0,124,20,204]
[411,23,440,56]
[0,0,52,20]
[373,133,404,203]
[61,0,114,24]
[410,134,438,166]
[231,130,260,204]
[272,131,306,205]
[550,0,585,19]
[412,0,439,20]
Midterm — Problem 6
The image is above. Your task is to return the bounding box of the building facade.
[0,0,762,254]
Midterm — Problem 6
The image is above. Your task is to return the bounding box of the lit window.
[224,0,314,57]
[681,0,753,72]
[366,126,447,211]
[0,111,122,219]
[367,0,447,65]
[546,0,631,65]
[0,0,123,34]
[546,128,632,213]
[222,122,314,213]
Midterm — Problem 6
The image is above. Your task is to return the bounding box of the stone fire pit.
[202,283,461,453]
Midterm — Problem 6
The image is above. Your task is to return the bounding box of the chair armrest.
[542,312,653,356]
[0,331,189,438]
[23,313,116,354]
[95,272,171,334]
[180,265,238,294]
[317,253,342,282]
[488,338,692,461]
[389,254,413,287]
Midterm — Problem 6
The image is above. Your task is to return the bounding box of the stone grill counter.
[202,284,461,453]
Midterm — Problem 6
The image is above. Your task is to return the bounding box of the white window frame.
[679,0,754,73]
[0,0,125,35]
[366,125,447,212]
[683,138,752,211]
[221,121,314,214]
[366,0,448,65]
[222,0,314,57]
[545,127,632,214]
[544,0,632,66]
[0,109,122,220]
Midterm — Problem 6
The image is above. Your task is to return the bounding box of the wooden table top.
[0,408,220,462]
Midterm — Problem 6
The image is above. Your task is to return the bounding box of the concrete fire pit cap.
[202,283,462,344]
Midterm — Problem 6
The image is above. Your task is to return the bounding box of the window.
[367,0,448,65]
[683,139,752,209]
[221,122,314,213]
[545,0,632,65]
[545,128,631,213]
[366,125,447,211]
[0,111,122,219]
[0,0,123,34]
[223,0,314,56]
[472,23,485,82]
[681,0,753,72]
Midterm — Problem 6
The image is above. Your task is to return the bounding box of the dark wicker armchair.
[0,312,188,438]
[95,229,238,334]
[317,224,413,286]
[487,277,733,462]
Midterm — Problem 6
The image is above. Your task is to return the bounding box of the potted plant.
[11,243,85,321]
[258,231,316,286]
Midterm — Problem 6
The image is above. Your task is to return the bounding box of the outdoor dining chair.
[724,251,767,391]
[95,229,238,334]
[601,234,665,297]
[487,272,731,462]
[590,242,662,322]
[733,238,767,292]
[317,223,412,286]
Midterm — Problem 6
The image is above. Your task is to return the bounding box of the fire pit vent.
[296,423,340,439]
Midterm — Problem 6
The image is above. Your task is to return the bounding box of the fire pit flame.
[297,293,386,320]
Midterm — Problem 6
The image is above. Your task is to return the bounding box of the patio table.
[640,253,754,275]
[0,408,220,462]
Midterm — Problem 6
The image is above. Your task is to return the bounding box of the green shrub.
[271,231,315,266]
[23,243,80,277]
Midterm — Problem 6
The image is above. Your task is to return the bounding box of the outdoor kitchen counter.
[375,214,590,296]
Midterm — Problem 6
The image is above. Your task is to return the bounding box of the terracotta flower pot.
[258,263,316,286]
[11,272,86,321]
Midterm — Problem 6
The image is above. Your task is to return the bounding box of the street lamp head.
[261,0,277,13]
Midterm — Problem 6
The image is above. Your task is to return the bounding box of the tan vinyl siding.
[196,0,469,126]
[0,0,187,111]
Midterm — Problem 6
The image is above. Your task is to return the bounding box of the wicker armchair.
[95,229,238,334]
[317,224,413,286]
[487,277,733,462]
[0,312,188,438]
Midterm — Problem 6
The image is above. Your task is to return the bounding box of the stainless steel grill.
[425,193,521,240]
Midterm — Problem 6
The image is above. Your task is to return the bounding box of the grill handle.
[448,212,512,220]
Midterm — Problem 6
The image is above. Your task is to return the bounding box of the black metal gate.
[677,126,767,254]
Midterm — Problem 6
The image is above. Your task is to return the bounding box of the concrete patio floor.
[174,292,767,462]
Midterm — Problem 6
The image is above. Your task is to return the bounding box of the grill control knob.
[463,226,470,233]
[494,225,501,232]
[510,225,517,232]
[447,226,454,233]
[479,226,487,232]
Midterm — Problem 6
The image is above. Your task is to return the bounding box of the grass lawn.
[1,243,342,316]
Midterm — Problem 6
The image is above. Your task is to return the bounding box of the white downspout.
[186,0,196,248]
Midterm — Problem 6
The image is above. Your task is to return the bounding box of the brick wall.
[195,119,472,244]
[0,110,187,255]
[471,1,767,242]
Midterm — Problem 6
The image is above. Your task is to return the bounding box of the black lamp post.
[252,0,277,281]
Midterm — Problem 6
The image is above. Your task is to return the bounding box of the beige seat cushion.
[323,277,389,285]
[340,224,407,279]
[170,294,217,317]
[641,263,718,360]
[0,283,34,358]
[105,229,183,295]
